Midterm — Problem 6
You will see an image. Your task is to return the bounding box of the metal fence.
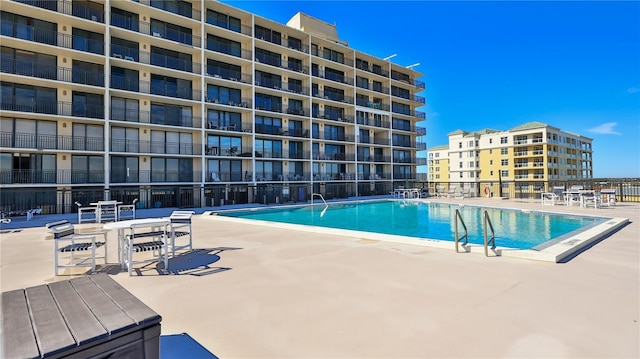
[1,179,637,217]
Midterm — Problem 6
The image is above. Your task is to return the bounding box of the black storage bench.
[1,274,161,359]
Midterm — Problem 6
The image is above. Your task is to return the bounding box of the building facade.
[427,122,593,197]
[0,0,426,214]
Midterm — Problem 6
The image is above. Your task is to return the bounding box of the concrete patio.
[1,197,638,358]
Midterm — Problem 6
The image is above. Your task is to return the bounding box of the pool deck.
[1,197,638,358]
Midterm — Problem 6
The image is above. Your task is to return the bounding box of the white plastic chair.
[168,211,195,257]
[46,220,107,276]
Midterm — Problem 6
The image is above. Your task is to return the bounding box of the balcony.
[205,96,251,109]
[355,61,389,77]
[356,117,390,129]
[148,83,200,101]
[206,69,252,84]
[312,152,356,161]
[14,0,105,23]
[111,139,202,155]
[315,92,354,105]
[143,22,201,48]
[313,71,354,86]
[1,132,104,151]
[0,170,104,185]
[1,98,105,119]
[137,0,201,21]
[111,107,202,129]
[141,52,201,75]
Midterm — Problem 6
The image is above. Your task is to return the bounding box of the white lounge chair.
[456,187,470,199]
[445,186,457,198]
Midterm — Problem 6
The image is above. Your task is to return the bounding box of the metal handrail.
[311,193,328,217]
[483,210,496,256]
[454,209,468,252]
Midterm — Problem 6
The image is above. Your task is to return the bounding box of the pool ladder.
[454,209,468,252]
[454,209,496,257]
[311,193,328,217]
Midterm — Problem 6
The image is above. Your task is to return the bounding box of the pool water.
[216,200,608,250]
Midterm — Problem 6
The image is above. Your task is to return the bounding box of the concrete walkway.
[1,197,638,358]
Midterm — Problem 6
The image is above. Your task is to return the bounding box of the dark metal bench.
[1,274,162,359]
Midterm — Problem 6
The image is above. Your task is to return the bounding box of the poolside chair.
[456,187,470,200]
[565,186,583,206]
[46,220,108,276]
[436,186,446,197]
[168,210,195,257]
[445,186,457,198]
[118,199,138,220]
[124,222,169,276]
[75,201,98,224]
[600,188,616,207]
[580,191,600,208]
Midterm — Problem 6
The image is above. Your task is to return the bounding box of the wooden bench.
[1,274,161,358]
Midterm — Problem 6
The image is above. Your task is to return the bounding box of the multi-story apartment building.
[0,1,426,214]
[427,122,593,197]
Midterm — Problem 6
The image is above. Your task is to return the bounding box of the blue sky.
[221,1,640,178]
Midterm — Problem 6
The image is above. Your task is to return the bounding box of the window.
[392,118,411,131]
[255,25,281,45]
[111,127,139,153]
[391,86,410,99]
[150,0,192,18]
[71,155,103,183]
[287,36,302,51]
[255,48,281,67]
[151,103,192,127]
[501,148,508,155]
[1,12,57,46]
[255,70,282,89]
[459,172,463,178]
[501,170,509,177]
[324,125,345,142]
[72,28,104,55]
[255,93,282,112]
[151,157,193,182]
[150,130,193,155]
[206,135,241,158]
[489,160,493,165]
[72,91,103,119]
[458,152,462,158]
[72,0,104,22]
[72,123,103,151]
[324,86,344,102]
[208,59,241,81]
[372,80,383,93]
[206,9,241,32]
[111,97,139,122]
[255,138,282,158]
[324,67,345,83]
[73,60,104,86]
[151,46,192,72]
[322,48,344,64]
[287,57,303,73]
[151,74,191,99]
[501,159,509,166]
[207,159,242,181]
[459,162,463,168]
[1,118,57,149]
[1,46,56,79]
[111,156,139,182]
[111,66,139,92]
[489,138,493,144]
[150,19,192,45]
[255,161,283,181]
[111,8,139,32]
[255,116,281,135]
[111,37,139,61]
[356,76,369,89]
[207,35,241,57]
[490,170,494,176]
[207,109,241,130]
[458,142,462,149]
[500,136,508,144]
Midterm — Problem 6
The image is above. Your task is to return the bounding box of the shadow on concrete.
[558,220,632,263]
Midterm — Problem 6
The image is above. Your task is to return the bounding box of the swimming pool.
[208,200,628,262]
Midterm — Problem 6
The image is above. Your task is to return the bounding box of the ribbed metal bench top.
[1,274,162,359]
